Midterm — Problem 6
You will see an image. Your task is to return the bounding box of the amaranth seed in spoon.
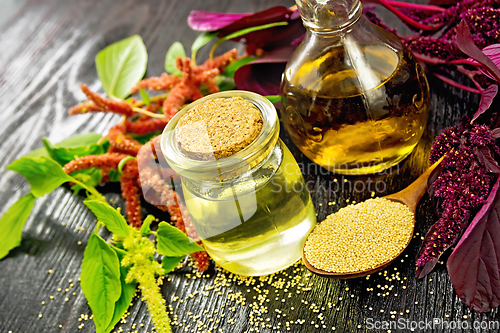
[304,198,414,273]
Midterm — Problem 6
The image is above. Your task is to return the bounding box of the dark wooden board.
[0,0,499,332]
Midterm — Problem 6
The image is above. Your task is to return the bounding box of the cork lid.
[174,97,263,161]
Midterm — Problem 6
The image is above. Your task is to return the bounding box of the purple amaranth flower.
[468,124,500,149]
[399,7,434,22]
[438,0,500,41]
[461,7,500,49]
[417,120,497,278]
[429,122,467,163]
[403,36,461,61]
[362,6,399,36]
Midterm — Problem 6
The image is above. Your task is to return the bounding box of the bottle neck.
[295,0,362,32]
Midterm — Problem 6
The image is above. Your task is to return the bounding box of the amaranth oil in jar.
[161,91,317,276]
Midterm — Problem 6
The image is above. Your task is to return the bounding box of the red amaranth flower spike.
[203,78,220,94]
[100,168,112,184]
[68,101,102,115]
[63,153,129,175]
[159,194,209,272]
[108,123,143,156]
[137,138,210,272]
[129,49,238,120]
[79,84,134,117]
[196,49,238,73]
[162,82,193,120]
[131,73,181,94]
[120,160,142,228]
[125,118,168,135]
[63,153,143,228]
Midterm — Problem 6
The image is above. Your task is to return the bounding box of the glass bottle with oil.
[281,0,430,174]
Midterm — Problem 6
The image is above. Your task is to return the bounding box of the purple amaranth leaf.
[482,45,500,70]
[218,6,295,36]
[467,44,500,81]
[187,11,252,31]
[492,128,500,139]
[234,46,294,96]
[447,176,500,313]
[219,8,304,55]
[474,146,500,173]
[472,84,498,122]
[456,21,500,83]
[188,6,305,57]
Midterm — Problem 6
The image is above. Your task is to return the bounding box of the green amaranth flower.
[120,226,171,333]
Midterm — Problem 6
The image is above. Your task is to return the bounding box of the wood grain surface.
[0,0,499,332]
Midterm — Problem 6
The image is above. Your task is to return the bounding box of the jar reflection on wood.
[281,0,430,175]
[161,91,317,276]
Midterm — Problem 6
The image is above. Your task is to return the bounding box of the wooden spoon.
[302,157,444,279]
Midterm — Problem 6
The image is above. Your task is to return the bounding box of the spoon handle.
[389,156,445,212]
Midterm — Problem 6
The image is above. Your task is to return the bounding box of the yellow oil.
[182,141,316,276]
[281,43,429,174]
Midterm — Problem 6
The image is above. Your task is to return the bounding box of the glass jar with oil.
[161,91,316,276]
[281,0,430,174]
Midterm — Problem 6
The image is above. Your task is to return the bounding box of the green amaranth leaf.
[96,35,148,99]
[165,41,186,76]
[70,169,103,195]
[161,256,184,273]
[129,131,163,144]
[25,132,103,159]
[7,156,72,197]
[105,247,137,333]
[0,193,36,260]
[156,222,203,257]
[42,137,104,166]
[265,95,280,104]
[210,22,288,59]
[213,76,236,92]
[222,56,256,78]
[140,215,154,236]
[191,31,218,63]
[84,200,129,238]
[107,169,121,183]
[139,88,151,106]
[81,234,122,333]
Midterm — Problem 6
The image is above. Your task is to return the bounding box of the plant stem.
[450,59,479,66]
[433,73,481,94]
[132,107,165,119]
[381,0,445,12]
[375,0,443,31]
[71,178,106,201]
[133,93,169,108]
[118,156,136,174]
[413,53,447,66]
